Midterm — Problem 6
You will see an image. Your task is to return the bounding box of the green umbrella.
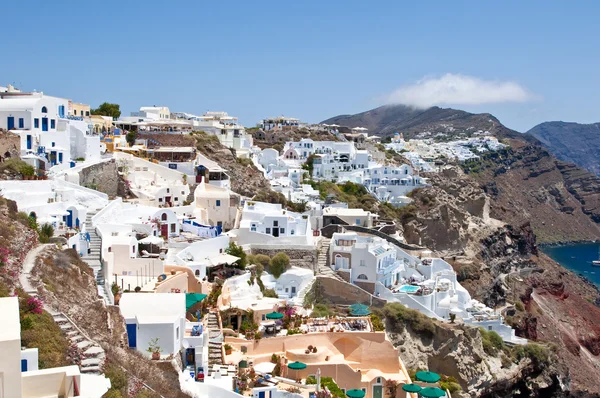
[350,308,371,316]
[345,389,366,398]
[402,384,422,393]
[238,360,248,369]
[415,371,441,383]
[266,311,284,319]
[287,361,307,370]
[418,387,446,397]
[349,303,368,311]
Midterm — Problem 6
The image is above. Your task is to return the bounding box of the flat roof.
[0,297,21,341]
[119,293,185,319]
[148,147,196,153]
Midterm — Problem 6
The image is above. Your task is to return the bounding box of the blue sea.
[542,242,600,287]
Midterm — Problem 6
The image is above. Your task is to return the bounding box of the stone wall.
[250,248,317,271]
[315,276,386,308]
[80,160,119,198]
[0,131,20,161]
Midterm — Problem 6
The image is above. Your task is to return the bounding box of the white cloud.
[387,73,533,108]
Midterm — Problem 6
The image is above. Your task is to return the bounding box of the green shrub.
[311,303,333,318]
[263,288,278,298]
[512,343,550,367]
[20,308,70,369]
[306,375,317,384]
[104,363,128,392]
[225,242,247,269]
[269,252,289,278]
[39,223,54,238]
[515,301,525,312]
[370,313,385,331]
[439,375,462,393]
[319,377,345,398]
[380,303,435,337]
[479,328,505,356]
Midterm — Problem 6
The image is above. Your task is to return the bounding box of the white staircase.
[81,210,111,304]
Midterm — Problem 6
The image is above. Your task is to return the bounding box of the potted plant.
[147,337,161,360]
[224,344,233,355]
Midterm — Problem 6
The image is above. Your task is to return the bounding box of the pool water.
[398,285,420,293]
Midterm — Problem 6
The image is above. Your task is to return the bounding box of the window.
[132,246,135,253]
[161,213,168,221]
[158,198,163,202]
[217,221,222,228]
[34,118,39,128]
[166,188,170,193]
[357,274,368,280]
[356,218,361,225]
[50,119,55,129]
[360,260,366,267]
[174,197,178,201]
[171,224,176,233]
[376,377,381,384]
[285,288,289,293]
[176,326,179,339]
[216,200,221,207]
[273,221,278,227]
[18,118,24,128]
[195,270,200,276]
[86,111,90,116]
[291,229,295,235]
[266,228,271,234]
[219,248,223,253]
[291,286,296,294]
[251,224,256,232]
[280,228,285,234]
[41,106,47,113]
[262,314,266,321]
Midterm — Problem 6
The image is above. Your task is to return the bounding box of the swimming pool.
[398,285,420,293]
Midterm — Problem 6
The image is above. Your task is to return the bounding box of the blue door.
[26,135,32,150]
[21,359,27,372]
[126,323,137,348]
[75,218,80,228]
[258,392,265,398]
[7,117,15,130]
[42,118,48,131]
[66,210,73,228]
[58,152,63,163]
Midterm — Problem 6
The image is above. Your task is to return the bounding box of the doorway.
[373,385,382,398]
[161,224,168,237]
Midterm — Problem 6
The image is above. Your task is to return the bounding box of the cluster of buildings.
[385,132,508,172]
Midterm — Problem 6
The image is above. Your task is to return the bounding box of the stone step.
[71,335,86,343]
[66,330,79,337]
[76,341,92,349]
[80,366,101,373]
[60,324,73,331]
[84,346,104,356]
[81,357,103,367]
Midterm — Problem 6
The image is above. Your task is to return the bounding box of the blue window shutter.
[216,200,221,207]
[21,359,27,372]
[18,118,24,128]
[51,119,55,129]
[34,118,39,128]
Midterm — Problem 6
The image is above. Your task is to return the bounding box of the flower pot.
[152,352,160,360]
[225,349,232,355]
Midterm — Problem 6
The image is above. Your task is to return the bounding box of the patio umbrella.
[415,371,441,383]
[349,303,368,311]
[266,312,284,320]
[402,384,422,393]
[287,361,307,380]
[345,389,366,398]
[350,308,371,316]
[419,387,446,397]
[287,361,307,370]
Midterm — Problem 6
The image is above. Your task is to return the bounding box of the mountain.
[322,104,505,138]
[526,121,600,176]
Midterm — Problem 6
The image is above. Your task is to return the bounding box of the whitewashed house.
[190,111,253,155]
[119,293,186,358]
[235,201,314,248]
[193,182,238,231]
[170,235,232,279]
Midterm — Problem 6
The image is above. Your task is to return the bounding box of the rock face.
[386,321,567,397]
[526,121,600,176]
[79,160,119,198]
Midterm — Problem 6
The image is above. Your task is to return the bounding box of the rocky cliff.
[526,121,600,176]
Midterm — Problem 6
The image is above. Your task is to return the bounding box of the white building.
[189,111,253,155]
[259,116,302,132]
[329,232,526,344]
[119,293,186,358]
[131,106,171,120]
[170,235,232,280]
[260,266,315,305]
[235,201,314,248]
[193,182,238,231]
[0,85,101,170]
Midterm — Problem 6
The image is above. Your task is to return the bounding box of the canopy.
[254,361,276,374]
[139,235,164,245]
[349,303,368,311]
[287,361,307,370]
[346,389,366,398]
[401,384,422,393]
[185,293,207,311]
[350,308,371,316]
[415,371,441,383]
[419,387,446,398]
[208,253,241,266]
[266,312,284,320]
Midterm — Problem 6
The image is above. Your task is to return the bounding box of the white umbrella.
[139,235,164,245]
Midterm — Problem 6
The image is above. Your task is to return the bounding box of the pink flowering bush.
[0,247,9,267]
[23,295,44,314]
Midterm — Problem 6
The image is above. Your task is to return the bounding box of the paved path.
[19,243,53,295]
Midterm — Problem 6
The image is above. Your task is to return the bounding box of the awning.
[185,293,207,311]
[208,253,240,266]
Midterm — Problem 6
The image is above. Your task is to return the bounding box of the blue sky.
[1,0,599,131]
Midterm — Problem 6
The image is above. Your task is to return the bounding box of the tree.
[91,102,121,119]
[126,131,137,147]
[269,252,290,279]
[225,242,247,269]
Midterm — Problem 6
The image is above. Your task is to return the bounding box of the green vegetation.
[370,312,385,331]
[311,303,334,318]
[17,290,70,369]
[439,375,462,394]
[269,252,290,278]
[306,375,317,384]
[263,288,278,298]
[126,131,137,147]
[479,328,504,356]
[309,180,378,213]
[512,343,550,367]
[225,242,247,269]
[236,157,254,167]
[319,377,345,398]
[515,301,525,312]
[91,102,121,119]
[38,223,54,243]
[302,154,317,176]
[461,147,512,175]
[0,158,35,177]
[103,362,128,397]
[75,157,85,162]
[379,303,436,337]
